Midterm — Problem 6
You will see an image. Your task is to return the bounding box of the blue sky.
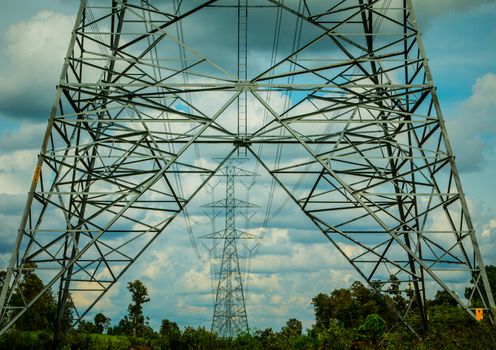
[0,0,495,332]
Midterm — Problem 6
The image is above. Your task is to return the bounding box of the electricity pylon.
[0,0,494,338]
[200,160,259,337]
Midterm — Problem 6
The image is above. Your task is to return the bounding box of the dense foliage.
[0,263,73,333]
[1,267,496,349]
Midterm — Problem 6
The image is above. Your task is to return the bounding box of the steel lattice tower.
[201,161,258,337]
[0,0,494,338]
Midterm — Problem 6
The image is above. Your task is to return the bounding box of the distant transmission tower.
[0,0,494,339]
[201,160,258,337]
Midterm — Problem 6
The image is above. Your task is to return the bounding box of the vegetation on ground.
[0,266,495,349]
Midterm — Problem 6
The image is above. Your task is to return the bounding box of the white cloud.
[446,73,496,171]
[0,122,46,151]
[180,264,214,293]
[0,11,74,119]
[0,1,494,333]
[482,219,496,239]
[0,149,38,194]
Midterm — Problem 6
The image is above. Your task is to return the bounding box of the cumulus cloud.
[482,219,496,239]
[0,11,74,119]
[478,224,496,267]
[0,194,27,258]
[0,145,39,263]
[469,198,496,267]
[81,222,360,331]
[0,2,491,122]
[0,122,46,151]
[0,1,494,332]
[0,149,38,194]
[445,73,496,171]
[0,194,26,216]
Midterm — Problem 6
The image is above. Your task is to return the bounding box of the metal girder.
[0,0,494,338]
[201,160,259,337]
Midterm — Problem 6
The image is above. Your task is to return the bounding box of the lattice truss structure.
[0,0,494,336]
[200,161,259,337]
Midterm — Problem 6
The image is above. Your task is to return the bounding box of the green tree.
[430,289,458,307]
[315,321,352,350]
[94,312,110,334]
[232,331,263,349]
[281,318,302,338]
[253,328,281,350]
[159,319,182,349]
[127,279,150,337]
[424,303,496,349]
[357,313,386,345]
[385,275,407,312]
[311,292,334,329]
[77,319,97,333]
[108,315,132,335]
[75,313,109,334]
[312,281,389,329]
[0,270,6,290]
[160,318,180,337]
[181,326,222,349]
[350,281,384,319]
[464,265,496,307]
[9,263,58,331]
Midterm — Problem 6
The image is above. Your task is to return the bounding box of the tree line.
[0,265,495,349]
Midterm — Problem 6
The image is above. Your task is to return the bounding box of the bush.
[0,330,52,350]
[316,322,353,350]
[358,314,386,341]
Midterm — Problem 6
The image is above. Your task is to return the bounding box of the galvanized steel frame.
[0,0,494,336]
